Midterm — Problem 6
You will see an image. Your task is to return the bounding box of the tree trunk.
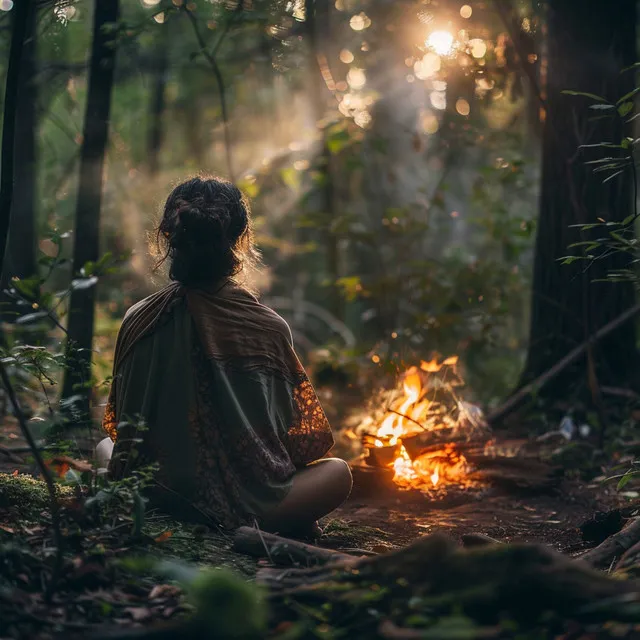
[305,0,342,319]
[520,0,637,395]
[0,0,32,279]
[61,0,120,421]
[1,2,37,320]
[147,21,169,177]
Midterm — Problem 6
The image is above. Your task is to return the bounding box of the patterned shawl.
[102,280,334,528]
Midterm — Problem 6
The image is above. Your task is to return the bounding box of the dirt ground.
[324,481,617,555]
[0,414,623,557]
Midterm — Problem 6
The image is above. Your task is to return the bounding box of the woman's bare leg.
[261,458,353,536]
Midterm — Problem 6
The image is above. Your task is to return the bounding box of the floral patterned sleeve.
[286,375,335,468]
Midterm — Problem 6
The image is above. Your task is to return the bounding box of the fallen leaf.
[49,455,93,474]
[149,584,180,600]
[0,524,15,534]
[124,607,152,622]
[154,530,173,543]
[12,470,18,476]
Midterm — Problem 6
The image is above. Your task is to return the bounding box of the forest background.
[0,0,638,454]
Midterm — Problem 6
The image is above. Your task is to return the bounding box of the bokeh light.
[455,98,470,116]
[142,0,162,6]
[350,12,371,31]
[470,39,487,59]
[430,91,447,111]
[414,52,441,79]
[347,68,366,90]
[340,49,354,64]
[0,0,14,10]
[460,5,472,19]
[420,110,439,134]
[426,30,454,56]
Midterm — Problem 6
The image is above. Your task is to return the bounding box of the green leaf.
[618,473,633,491]
[589,104,616,111]
[71,276,98,290]
[617,87,640,104]
[558,256,581,264]
[279,167,301,191]
[562,90,609,103]
[16,311,49,325]
[326,128,352,154]
[602,169,625,183]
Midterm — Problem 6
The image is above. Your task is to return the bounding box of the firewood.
[467,455,560,494]
[232,526,353,567]
[579,517,640,570]
[402,432,486,460]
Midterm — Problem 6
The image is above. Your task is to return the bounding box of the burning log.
[357,359,491,491]
[401,429,486,460]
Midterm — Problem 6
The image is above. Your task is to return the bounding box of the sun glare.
[427,30,454,56]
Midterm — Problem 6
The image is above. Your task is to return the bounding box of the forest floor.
[0,414,620,556]
[0,414,634,639]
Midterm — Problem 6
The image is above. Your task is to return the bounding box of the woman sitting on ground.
[98,176,352,537]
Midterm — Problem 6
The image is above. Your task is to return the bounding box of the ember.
[359,357,490,490]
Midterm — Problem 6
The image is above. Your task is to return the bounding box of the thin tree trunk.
[61,0,120,421]
[1,2,37,320]
[520,0,637,396]
[305,0,342,319]
[0,0,31,276]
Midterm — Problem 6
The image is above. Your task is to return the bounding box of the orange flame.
[372,357,474,490]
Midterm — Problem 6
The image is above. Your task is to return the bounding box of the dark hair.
[155,176,257,286]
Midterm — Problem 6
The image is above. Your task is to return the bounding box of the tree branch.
[183,7,235,181]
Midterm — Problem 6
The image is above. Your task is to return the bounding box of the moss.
[321,518,397,551]
[0,472,72,520]
[143,517,258,577]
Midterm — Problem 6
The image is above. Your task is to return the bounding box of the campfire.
[357,357,491,491]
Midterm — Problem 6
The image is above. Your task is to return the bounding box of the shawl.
[102,280,334,528]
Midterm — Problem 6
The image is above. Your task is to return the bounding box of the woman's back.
[104,281,334,528]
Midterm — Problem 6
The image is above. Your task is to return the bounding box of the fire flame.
[368,356,485,490]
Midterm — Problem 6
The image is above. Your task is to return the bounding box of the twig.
[387,409,428,432]
[601,386,640,400]
[488,302,640,424]
[0,360,64,600]
[211,1,244,58]
[183,7,235,181]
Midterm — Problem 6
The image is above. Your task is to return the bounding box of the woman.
[98,176,352,537]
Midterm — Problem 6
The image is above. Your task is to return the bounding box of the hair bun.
[156,176,256,286]
[171,205,223,249]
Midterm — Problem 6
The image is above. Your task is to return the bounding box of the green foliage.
[562,76,640,285]
[154,559,267,637]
